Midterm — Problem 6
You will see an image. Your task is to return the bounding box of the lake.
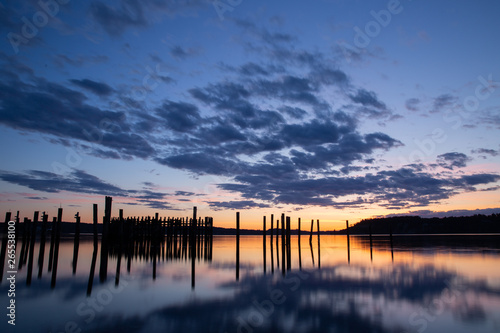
[1,234,500,333]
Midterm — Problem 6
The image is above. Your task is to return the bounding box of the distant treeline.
[337,214,500,235]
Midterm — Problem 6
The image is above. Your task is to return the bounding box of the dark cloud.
[430,94,457,113]
[53,54,108,68]
[279,106,307,119]
[156,100,201,132]
[437,152,471,170]
[206,200,271,210]
[405,98,420,111]
[89,0,208,37]
[174,191,195,196]
[472,148,499,157]
[25,196,49,200]
[70,79,114,96]
[237,62,284,76]
[1,168,180,210]
[89,0,148,37]
[218,167,499,209]
[170,45,200,59]
[0,169,129,197]
[349,89,386,110]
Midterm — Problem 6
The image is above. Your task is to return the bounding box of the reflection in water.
[2,224,500,333]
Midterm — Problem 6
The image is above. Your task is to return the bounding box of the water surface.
[1,234,500,333]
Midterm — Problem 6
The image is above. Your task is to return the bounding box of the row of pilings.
[235,213,323,279]
[0,196,214,293]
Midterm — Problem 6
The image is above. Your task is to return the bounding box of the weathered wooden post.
[18,217,29,269]
[317,219,321,269]
[309,219,314,245]
[286,216,291,272]
[281,214,285,276]
[37,212,48,278]
[26,211,39,285]
[276,214,279,269]
[100,196,112,282]
[346,220,350,264]
[390,220,394,262]
[270,215,274,274]
[236,212,240,281]
[0,212,12,281]
[116,209,124,285]
[48,217,56,272]
[72,212,81,275]
[51,208,62,288]
[369,220,373,262]
[263,216,266,274]
[93,204,98,248]
[298,218,302,270]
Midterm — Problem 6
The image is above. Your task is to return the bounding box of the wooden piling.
[369,220,373,262]
[0,212,12,281]
[100,196,112,282]
[276,214,279,269]
[236,212,240,281]
[93,204,98,248]
[37,212,48,278]
[26,211,39,285]
[51,208,62,288]
[346,220,350,264]
[48,217,56,272]
[317,219,321,269]
[263,216,266,274]
[72,212,81,274]
[281,214,285,276]
[18,217,29,269]
[298,218,302,270]
[309,219,314,244]
[286,216,291,272]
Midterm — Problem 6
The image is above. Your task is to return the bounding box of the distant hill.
[337,214,500,235]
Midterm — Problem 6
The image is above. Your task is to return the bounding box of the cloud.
[156,100,201,132]
[170,45,200,59]
[53,54,108,68]
[70,79,114,96]
[437,152,471,170]
[25,196,49,200]
[89,0,147,37]
[430,94,457,113]
[471,148,499,157]
[206,200,271,210]
[0,169,129,197]
[349,89,386,110]
[89,0,208,37]
[405,98,420,111]
[218,167,499,209]
[0,168,181,210]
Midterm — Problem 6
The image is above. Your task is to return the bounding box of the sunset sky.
[0,0,499,230]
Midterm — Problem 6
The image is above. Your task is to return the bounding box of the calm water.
[1,234,500,333]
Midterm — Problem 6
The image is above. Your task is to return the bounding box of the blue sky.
[0,0,499,229]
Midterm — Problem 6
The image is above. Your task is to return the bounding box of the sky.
[0,0,499,230]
